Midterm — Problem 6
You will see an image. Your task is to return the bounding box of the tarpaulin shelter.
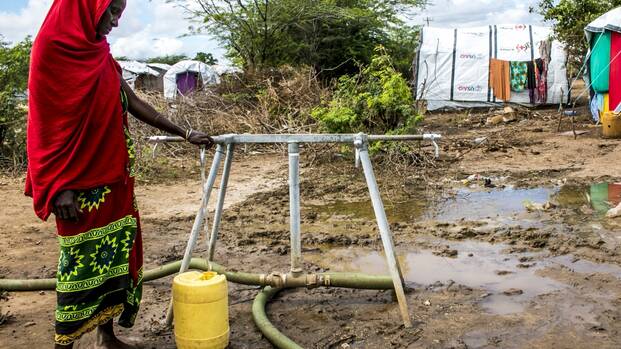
[118,61,167,92]
[163,60,219,99]
[585,7,621,116]
[414,25,570,110]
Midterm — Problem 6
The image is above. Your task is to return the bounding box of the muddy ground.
[2,105,621,349]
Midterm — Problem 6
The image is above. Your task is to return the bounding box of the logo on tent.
[499,24,527,31]
[515,42,531,52]
[459,53,485,60]
[457,85,484,92]
[462,31,486,37]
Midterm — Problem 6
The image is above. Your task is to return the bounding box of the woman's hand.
[53,190,82,221]
[187,130,215,148]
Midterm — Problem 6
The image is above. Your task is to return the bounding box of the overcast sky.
[0,0,545,61]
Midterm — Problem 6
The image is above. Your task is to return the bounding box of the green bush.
[311,47,422,136]
[0,36,31,171]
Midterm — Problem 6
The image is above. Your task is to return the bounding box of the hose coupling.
[265,272,287,288]
[305,274,331,289]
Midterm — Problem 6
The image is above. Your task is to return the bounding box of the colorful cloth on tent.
[608,32,621,112]
[489,59,511,101]
[597,94,606,112]
[535,58,547,104]
[590,31,611,93]
[510,62,528,92]
[590,94,601,123]
[54,89,143,346]
[527,61,536,103]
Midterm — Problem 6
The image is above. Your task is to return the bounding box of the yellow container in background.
[601,111,621,139]
[173,271,229,349]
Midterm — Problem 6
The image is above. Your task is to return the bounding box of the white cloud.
[0,0,52,43]
[110,0,223,60]
[0,0,225,61]
[411,0,543,27]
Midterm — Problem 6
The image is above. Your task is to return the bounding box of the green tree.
[146,54,189,65]
[194,52,218,65]
[0,36,32,170]
[533,0,621,72]
[312,47,422,135]
[179,0,425,77]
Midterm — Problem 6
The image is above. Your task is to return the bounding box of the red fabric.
[26,0,128,221]
[609,32,621,113]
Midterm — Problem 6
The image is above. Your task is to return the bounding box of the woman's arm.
[120,78,214,146]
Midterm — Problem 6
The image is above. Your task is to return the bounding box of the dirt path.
[2,109,621,348]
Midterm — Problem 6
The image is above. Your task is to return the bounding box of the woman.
[25,0,213,347]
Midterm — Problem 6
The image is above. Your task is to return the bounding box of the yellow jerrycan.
[601,111,621,139]
[173,271,229,349]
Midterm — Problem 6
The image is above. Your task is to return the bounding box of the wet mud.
[2,111,621,348]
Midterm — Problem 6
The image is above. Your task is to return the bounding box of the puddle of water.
[434,187,552,221]
[307,186,556,223]
[551,255,621,278]
[307,182,621,226]
[306,240,566,315]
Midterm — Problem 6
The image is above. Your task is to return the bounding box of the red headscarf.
[26,0,128,221]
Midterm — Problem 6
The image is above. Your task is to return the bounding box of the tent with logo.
[163,60,220,99]
[585,7,621,118]
[414,25,570,110]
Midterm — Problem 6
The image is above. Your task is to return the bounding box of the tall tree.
[147,54,189,65]
[533,0,621,73]
[177,0,425,77]
[194,52,218,64]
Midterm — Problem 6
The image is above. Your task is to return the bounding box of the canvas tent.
[414,25,570,110]
[163,60,220,99]
[118,61,168,92]
[585,7,621,117]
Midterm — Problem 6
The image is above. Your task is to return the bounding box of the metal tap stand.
[150,133,442,328]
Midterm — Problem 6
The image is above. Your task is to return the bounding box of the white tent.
[146,63,172,72]
[583,7,621,115]
[118,61,161,89]
[163,60,219,99]
[585,7,621,38]
[414,25,570,110]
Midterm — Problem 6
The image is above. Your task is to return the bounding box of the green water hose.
[0,258,258,291]
[252,287,303,349]
[0,258,396,349]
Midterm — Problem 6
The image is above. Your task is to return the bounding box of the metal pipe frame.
[152,133,432,328]
[149,133,442,158]
[288,143,303,276]
[207,144,235,261]
[354,134,412,327]
[164,144,225,326]
[148,133,441,144]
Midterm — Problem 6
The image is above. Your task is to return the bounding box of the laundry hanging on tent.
[535,58,547,103]
[527,61,536,103]
[590,95,601,123]
[489,58,511,101]
[608,31,621,111]
[600,93,609,112]
[510,62,528,92]
[590,32,611,93]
